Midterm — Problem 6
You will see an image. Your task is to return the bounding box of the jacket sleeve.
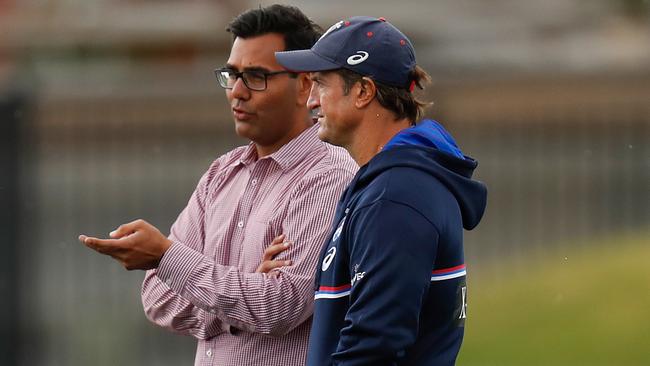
[141,165,228,339]
[150,168,352,337]
[332,199,439,366]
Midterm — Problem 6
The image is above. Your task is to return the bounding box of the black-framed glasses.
[214,68,292,91]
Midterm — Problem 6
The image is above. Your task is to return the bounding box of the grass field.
[458,232,650,366]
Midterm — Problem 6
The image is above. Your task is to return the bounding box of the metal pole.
[0,87,30,366]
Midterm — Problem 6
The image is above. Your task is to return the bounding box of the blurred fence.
[433,74,650,266]
[16,92,241,365]
[8,74,650,365]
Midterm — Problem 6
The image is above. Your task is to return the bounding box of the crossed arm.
[79,221,289,340]
[78,168,349,338]
[79,224,289,273]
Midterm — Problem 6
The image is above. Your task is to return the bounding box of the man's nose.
[230,77,250,100]
[307,85,320,110]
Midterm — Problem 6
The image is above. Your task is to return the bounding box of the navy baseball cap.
[275,16,417,89]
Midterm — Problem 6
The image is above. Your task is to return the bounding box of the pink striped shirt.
[141,124,357,366]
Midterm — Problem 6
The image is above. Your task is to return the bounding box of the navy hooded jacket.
[306,119,487,366]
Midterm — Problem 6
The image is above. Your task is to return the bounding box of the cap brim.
[275,49,340,73]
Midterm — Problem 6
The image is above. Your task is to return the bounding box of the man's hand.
[256,234,292,273]
[79,219,172,271]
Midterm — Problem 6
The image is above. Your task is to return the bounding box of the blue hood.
[356,119,487,230]
[383,119,465,159]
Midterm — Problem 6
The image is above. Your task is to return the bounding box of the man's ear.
[354,77,376,109]
[295,73,312,106]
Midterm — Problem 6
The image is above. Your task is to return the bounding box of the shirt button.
[251,178,258,185]
[237,221,244,228]
[206,349,212,357]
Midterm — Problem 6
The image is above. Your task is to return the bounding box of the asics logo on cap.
[347,51,369,65]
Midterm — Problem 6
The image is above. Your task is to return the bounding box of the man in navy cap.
[275,16,488,365]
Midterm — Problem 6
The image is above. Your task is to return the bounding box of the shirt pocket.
[237,210,282,272]
[238,188,291,271]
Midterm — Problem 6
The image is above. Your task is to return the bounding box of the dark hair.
[226,4,322,51]
[336,66,432,123]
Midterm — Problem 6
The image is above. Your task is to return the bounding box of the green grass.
[458,232,650,366]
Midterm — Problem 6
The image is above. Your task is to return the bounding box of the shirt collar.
[238,142,258,166]
[235,123,322,171]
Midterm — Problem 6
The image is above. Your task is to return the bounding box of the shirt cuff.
[156,241,204,294]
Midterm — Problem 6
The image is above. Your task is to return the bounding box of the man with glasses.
[78,5,356,365]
